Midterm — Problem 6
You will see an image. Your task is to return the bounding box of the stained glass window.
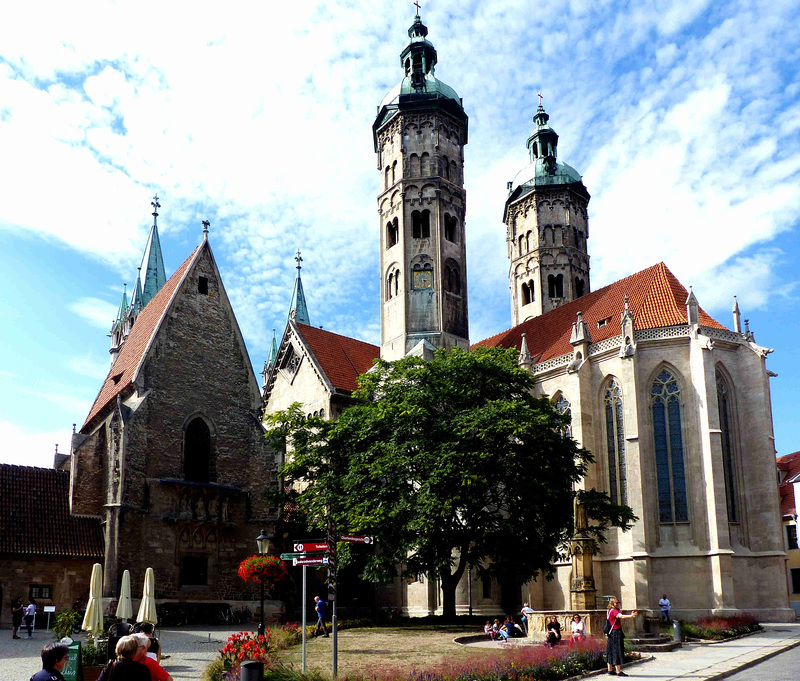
[651,369,688,523]
[716,373,738,522]
[604,379,627,505]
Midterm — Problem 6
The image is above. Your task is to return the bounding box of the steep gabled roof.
[82,247,199,431]
[474,262,725,360]
[0,464,104,557]
[778,451,800,516]
[295,323,379,394]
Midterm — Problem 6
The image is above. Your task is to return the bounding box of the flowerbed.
[682,615,761,641]
[359,638,638,681]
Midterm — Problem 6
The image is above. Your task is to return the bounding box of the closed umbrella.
[136,567,158,624]
[81,563,104,635]
[115,570,133,621]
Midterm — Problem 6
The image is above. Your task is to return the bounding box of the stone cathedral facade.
[263,14,794,622]
[28,13,790,624]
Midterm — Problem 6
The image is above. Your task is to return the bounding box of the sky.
[1,0,799,468]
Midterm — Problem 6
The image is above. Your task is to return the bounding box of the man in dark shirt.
[30,642,69,681]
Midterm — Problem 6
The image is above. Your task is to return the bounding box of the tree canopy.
[266,346,635,618]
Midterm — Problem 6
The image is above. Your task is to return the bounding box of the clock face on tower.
[413,268,433,289]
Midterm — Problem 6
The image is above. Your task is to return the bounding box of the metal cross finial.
[202,219,210,236]
[295,250,303,270]
[537,91,543,106]
[414,0,421,15]
[151,194,161,217]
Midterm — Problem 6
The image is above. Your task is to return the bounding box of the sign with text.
[280,553,307,561]
[61,641,81,681]
[340,534,374,544]
[293,556,329,566]
[293,541,329,553]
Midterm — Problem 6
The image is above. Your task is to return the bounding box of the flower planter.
[82,665,106,681]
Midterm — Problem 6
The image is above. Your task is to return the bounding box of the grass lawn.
[279,624,480,677]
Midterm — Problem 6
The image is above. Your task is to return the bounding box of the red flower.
[238,555,289,585]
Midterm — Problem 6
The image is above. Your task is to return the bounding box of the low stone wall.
[527,610,646,639]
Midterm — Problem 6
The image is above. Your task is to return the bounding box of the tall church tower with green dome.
[373,14,470,360]
[503,103,591,326]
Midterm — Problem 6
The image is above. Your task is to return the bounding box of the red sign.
[294,556,328,566]
[340,534,373,544]
[293,542,329,553]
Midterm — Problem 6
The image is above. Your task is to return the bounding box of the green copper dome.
[373,15,467,148]
[507,104,588,201]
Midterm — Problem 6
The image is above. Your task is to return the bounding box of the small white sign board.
[44,606,56,613]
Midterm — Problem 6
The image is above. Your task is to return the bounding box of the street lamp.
[256,529,270,637]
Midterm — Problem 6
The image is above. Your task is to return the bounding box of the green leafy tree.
[266,346,635,619]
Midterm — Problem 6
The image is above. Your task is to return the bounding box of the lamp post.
[256,529,270,637]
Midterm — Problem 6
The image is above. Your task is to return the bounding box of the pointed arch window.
[555,394,571,439]
[444,214,458,243]
[652,369,688,523]
[575,277,585,298]
[604,379,627,505]
[385,166,391,189]
[521,282,532,306]
[716,372,739,522]
[184,417,212,483]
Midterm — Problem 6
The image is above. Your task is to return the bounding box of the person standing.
[520,602,534,634]
[659,594,671,621]
[24,598,37,639]
[312,596,329,638]
[606,597,637,677]
[132,633,173,681]
[12,596,24,639]
[30,642,70,681]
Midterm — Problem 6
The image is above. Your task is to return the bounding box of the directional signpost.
[340,534,373,545]
[294,541,328,552]
[293,556,328,566]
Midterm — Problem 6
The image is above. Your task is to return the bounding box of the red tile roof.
[778,451,800,516]
[295,323,379,393]
[82,247,199,431]
[474,262,725,359]
[0,464,104,557]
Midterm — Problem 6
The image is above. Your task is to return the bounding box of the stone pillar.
[569,501,597,610]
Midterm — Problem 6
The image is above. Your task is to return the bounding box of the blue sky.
[1,0,799,467]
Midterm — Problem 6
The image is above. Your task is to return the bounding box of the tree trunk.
[440,548,469,620]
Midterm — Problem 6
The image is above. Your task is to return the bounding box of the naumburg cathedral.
[262,14,794,623]
[28,13,791,627]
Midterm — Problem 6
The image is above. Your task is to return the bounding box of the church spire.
[527,95,560,172]
[136,194,167,309]
[113,284,129,329]
[267,329,278,367]
[288,250,310,326]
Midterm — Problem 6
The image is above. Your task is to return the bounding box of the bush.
[52,609,80,641]
[683,615,761,641]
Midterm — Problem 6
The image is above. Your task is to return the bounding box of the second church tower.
[374,14,469,360]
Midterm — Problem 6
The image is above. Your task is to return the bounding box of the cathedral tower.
[503,103,590,326]
[374,14,469,360]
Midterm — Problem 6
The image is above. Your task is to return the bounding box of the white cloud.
[0,421,69,468]
[69,297,119,329]
[67,354,111,381]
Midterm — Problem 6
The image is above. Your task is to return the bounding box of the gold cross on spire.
[414,0,421,15]
[151,194,160,217]
[537,91,543,106]
[295,250,303,270]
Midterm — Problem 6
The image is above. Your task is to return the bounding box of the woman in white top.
[569,613,586,645]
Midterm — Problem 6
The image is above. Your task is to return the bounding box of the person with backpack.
[605,597,637,676]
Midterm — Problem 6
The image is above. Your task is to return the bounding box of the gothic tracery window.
[716,372,739,523]
[604,379,627,505]
[555,394,572,439]
[652,369,689,523]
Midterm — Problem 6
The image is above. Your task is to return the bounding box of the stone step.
[629,640,682,652]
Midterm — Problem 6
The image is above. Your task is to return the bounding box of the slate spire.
[136,195,167,309]
[288,250,310,326]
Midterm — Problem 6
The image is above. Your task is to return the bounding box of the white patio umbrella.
[115,570,133,621]
[136,567,158,624]
[81,563,104,635]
